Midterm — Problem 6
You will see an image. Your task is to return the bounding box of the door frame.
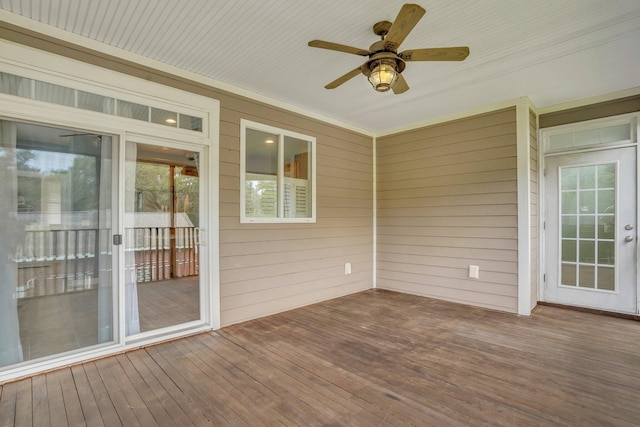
[0,41,220,383]
[539,113,640,314]
[121,134,213,344]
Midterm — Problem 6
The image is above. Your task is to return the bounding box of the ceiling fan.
[308,3,469,94]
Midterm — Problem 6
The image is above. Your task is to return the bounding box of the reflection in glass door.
[0,121,115,369]
[124,142,201,335]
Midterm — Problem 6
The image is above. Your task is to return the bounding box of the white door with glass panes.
[544,147,637,313]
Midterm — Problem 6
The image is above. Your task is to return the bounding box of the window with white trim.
[241,120,316,223]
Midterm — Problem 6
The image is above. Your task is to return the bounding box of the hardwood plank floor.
[1,289,639,426]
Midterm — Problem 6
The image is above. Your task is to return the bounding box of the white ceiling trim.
[536,86,640,115]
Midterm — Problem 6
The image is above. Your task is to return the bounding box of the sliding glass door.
[0,123,207,370]
[0,121,115,368]
[124,140,203,336]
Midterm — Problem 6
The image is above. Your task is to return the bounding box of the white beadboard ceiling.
[1,0,640,132]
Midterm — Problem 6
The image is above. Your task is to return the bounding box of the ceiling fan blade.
[392,74,409,94]
[399,47,470,62]
[325,67,362,89]
[308,40,370,56]
[384,4,426,51]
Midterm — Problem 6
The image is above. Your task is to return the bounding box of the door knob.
[625,236,634,242]
[625,224,634,230]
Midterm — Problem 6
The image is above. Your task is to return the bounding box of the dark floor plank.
[69,365,105,427]
[49,369,86,427]
[31,375,51,427]
[13,379,33,427]
[81,362,122,427]
[92,357,141,427]
[0,381,17,427]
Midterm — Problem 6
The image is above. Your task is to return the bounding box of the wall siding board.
[377,108,519,313]
[376,278,517,312]
[377,216,518,228]
[219,280,370,325]
[377,176,517,195]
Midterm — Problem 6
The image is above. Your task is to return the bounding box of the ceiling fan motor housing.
[361,52,406,77]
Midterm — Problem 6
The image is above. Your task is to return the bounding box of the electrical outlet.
[469,265,480,279]
[345,262,352,275]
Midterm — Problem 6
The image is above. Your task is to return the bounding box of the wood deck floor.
[1,289,639,426]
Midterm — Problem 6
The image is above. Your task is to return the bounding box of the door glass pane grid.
[560,163,616,291]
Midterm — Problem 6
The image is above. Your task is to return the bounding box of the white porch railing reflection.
[125,227,199,283]
[15,227,199,299]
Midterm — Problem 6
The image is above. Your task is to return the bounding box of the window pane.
[562,239,576,262]
[579,240,595,263]
[601,124,630,143]
[179,114,203,132]
[579,191,595,214]
[561,263,576,286]
[578,166,596,189]
[562,191,577,215]
[598,215,615,239]
[35,81,75,107]
[117,100,149,121]
[283,136,311,218]
[245,174,277,217]
[549,133,574,151]
[578,265,595,288]
[150,107,177,127]
[561,168,577,190]
[1,121,113,369]
[598,241,614,265]
[561,216,577,238]
[597,164,615,188]
[598,189,614,214]
[578,216,595,239]
[598,267,615,291]
[246,129,278,175]
[78,91,114,114]
[573,129,600,147]
[0,72,31,97]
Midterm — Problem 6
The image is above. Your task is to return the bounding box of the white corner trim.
[372,136,377,289]
[516,98,533,315]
